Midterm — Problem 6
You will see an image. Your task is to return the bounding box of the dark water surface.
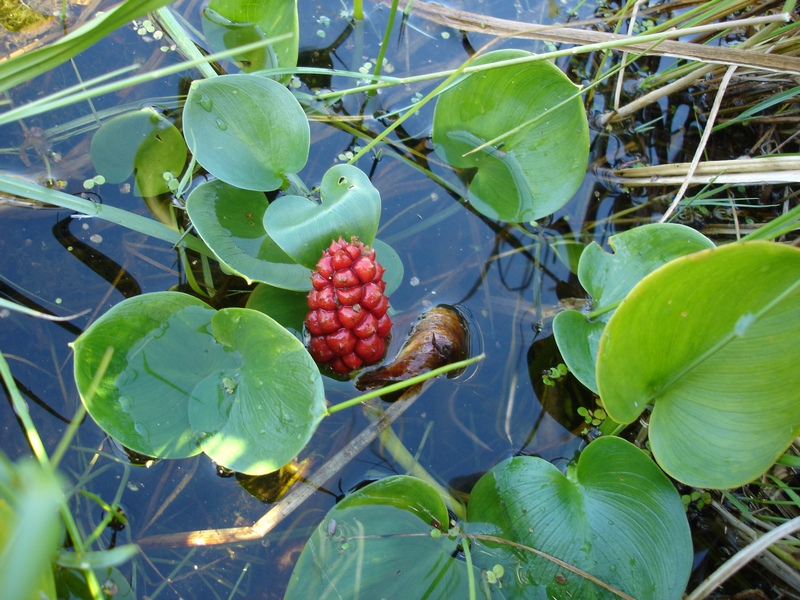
[1,0,774,597]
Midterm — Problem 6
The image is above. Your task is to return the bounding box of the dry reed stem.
[612,156,800,186]
[387,0,799,74]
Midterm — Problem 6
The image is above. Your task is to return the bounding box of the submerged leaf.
[90,108,187,197]
[203,0,299,74]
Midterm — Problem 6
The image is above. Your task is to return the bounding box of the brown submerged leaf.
[355,304,469,393]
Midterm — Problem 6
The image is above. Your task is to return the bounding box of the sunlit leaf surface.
[467,437,692,599]
[554,223,714,392]
[73,293,325,474]
[183,73,309,191]
[263,164,382,268]
[597,241,800,488]
[186,179,311,290]
[433,49,589,223]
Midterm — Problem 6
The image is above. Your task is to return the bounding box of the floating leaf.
[553,223,714,392]
[203,0,298,74]
[72,293,325,474]
[432,50,589,223]
[72,293,224,459]
[186,179,311,289]
[90,108,187,197]
[597,241,800,488]
[467,436,692,599]
[188,308,325,475]
[183,73,309,191]
[286,476,498,599]
[263,164,381,268]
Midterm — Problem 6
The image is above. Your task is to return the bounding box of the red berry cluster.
[305,237,392,375]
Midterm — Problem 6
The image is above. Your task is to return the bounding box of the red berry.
[305,237,392,375]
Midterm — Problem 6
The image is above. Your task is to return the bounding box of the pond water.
[0,0,787,598]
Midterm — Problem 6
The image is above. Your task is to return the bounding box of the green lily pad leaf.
[90,108,187,197]
[203,0,298,74]
[263,164,381,268]
[553,223,714,392]
[286,476,501,599]
[188,308,325,475]
[467,436,691,599]
[72,292,232,459]
[183,73,309,191]
[186,178,311,290]
[597,241,800,488]
[73,294,325,474]
[432,50,589,223]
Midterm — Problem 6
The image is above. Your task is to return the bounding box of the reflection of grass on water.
[2,0,800,598]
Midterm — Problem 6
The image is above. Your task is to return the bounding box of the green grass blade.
[0,0,174,93]
[0,173,212,257]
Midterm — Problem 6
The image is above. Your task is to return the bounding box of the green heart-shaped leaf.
[597,241,800,488]
[203,0,298,74]
[72,292,227,459]
[186,178,311,290]
[467,436,692,599]
[90,108,187,197]
[73,293,326,474]
[263,164,381,268]
[188,308,325,475]
[553,223,714,392]
[286,476,500,599]
[183,73,309,191]
[432,49,589,223]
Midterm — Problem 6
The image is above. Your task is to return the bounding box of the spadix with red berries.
[306,237,392,375]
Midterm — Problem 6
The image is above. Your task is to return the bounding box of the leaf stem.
[326,353,484,415]
[463,536,477,600]
[370,0,400,89]
[586,299,622,320]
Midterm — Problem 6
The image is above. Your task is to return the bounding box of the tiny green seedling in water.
[578,402,607,435]
[485,563,505,586]
[542,362,568,386]
[682,490,712,511]
[162,171,180,192]
[83,174,106,190]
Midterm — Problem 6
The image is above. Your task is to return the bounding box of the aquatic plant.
[1,0,799,599]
